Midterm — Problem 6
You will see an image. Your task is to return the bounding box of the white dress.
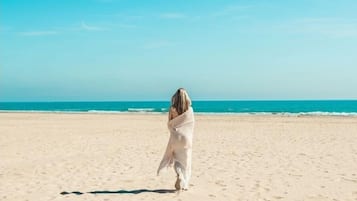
[157,107,195,189]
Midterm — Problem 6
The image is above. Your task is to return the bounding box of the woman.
[157,88,195,191]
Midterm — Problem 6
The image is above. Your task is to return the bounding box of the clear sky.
[1,0,357,101]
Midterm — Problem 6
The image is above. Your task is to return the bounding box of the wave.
[295,111,357,116]
[127,108,155,112]
[161,108,168,112]
[87,110,123,113]
[195,111,357,116]
[1,110,357,116]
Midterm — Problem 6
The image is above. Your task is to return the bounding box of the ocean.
[1,100,357,116]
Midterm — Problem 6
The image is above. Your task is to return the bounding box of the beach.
[1,112,357,201]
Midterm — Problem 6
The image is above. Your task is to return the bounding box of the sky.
[1,0,357,101]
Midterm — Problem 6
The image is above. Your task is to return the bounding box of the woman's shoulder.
[169,106,178,120]
[171,107,179,114]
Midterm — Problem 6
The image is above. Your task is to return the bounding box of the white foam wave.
[296,112,357,116]
[161,108,168,112]
[127,108,155,112]
[87,110,123,113]
[195,111,357,116]
[1,110,357,116]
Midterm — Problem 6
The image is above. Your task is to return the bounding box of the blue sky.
[1,0,357,101]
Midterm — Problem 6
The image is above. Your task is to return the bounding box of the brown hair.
[171,88,192,115]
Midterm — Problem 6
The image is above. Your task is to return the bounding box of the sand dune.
[1,113,357,201]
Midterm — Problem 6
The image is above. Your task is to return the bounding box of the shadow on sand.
[60,189,176,195]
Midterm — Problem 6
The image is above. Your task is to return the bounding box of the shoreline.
[0,110,357,118]
[1,110,357,117]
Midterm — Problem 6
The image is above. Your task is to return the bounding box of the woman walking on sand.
[157,88,195,191]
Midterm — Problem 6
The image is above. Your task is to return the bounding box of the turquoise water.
[1,101,357,116]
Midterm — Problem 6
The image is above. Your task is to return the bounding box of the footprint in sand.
[273,195,284,199]
[215,180,227,187]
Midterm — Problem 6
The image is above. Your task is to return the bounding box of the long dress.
[157,107,195,189]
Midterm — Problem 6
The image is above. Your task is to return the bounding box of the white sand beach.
[1,112,357,201]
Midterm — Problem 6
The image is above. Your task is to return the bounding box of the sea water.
[1,100,357,116]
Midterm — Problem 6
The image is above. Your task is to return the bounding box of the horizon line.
[1,99,357,103]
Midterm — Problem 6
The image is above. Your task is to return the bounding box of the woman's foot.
[175,176,181,190]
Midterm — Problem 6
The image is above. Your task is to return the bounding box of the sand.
[1,112,357,201]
